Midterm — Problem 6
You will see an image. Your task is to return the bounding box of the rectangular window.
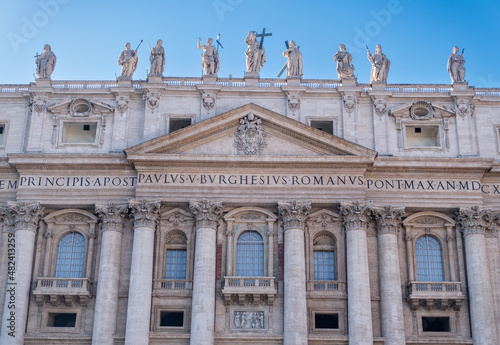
[47,313,77,327]
[165,250,187,280]
[422,316,450,332]
[160,311,184,327]
[0,125,4,146]
[314,251,335,281]
[62,122,97,144]
[169,118,192,133]
[310,121,334,135]
[315,313,339,329]
[406,125,440,147]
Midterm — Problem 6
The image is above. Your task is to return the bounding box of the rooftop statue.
[245,31,266,73]
[447,46,466,83]
[118,42,138,79]
[198,37,219,76]
[333,44,355,79]
[35,44,56,79]
[367,44,390,83]
[149,39,165,76]
[282,40,303,78]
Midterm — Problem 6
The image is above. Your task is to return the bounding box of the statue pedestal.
[286,77,301,86]
[371,82,386,91]
[117,79,133,87]
[452,81,468,91]
[35,78,52,88]
[147,75,163,84]
[202,75,217,85]
[341,77,357,87]
[244,73,259,87]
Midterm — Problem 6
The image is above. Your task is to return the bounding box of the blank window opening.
[62,123,97,143]
[170,119,192,133]
[406,126,439,147]
[0,125,4,146]
[422,316,450,332]
[315,313,339,329]
[47,313,76,327]
[160,311,184,327]
[311,121,334,135]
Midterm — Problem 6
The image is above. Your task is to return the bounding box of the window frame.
[232,227,268,277]
[414,235,444,282]
[404,124,442,149]
[235,230,265,277]
[58,119,100,147]
[54,231,86,279]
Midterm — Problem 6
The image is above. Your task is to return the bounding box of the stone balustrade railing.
[407,281,462,295]
[307,280,346,292]
[222,276,275,289]
[154,279,192,290]
[34,277,91,293]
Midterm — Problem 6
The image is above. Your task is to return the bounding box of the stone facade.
[0,75,499,345]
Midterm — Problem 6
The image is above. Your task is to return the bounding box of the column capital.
[7,201,44,232]
[96,203,129,233]
[278,200,311,231]
[340,201,372,232]
[189,199,224,229]
[456,206,493,237]
[0,205,15,232]
[129,199,160,229]
[372,205,404,236]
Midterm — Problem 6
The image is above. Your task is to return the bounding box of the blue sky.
[1,0,499,87]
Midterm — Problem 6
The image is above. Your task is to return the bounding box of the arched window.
[55,232,86,278]
[415,235,444,281]
[236,230,264,276]
[314,251,335,281]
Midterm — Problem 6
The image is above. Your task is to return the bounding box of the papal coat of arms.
[234,112,267,155]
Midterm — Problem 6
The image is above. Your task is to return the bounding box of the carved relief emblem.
[455,99,474,117]
[409,101,433,120]
[202,93,215,109]
[69,98,93,116]
[287,94,300,110]
[373,99,387,117]
[31,95,47,113]
[234,311,264,329]
[343,95,357,113]
[145,92,160,110]
[116,96,129,113]
[234,113,267,155]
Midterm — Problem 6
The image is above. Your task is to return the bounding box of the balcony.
[153,279,192,297]
[222,276,277,306]
[33,277,92,307]
[407,281,464,311]
[306,280,347,299]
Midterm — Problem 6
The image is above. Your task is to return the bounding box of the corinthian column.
[124,200,160,345]
[457,207,498,345]
[92,203,128,345]
[340,201,373,345]
[278,200,311,345]
[189,199,223,345]
[0,202,43,345]
[372,206,405,345]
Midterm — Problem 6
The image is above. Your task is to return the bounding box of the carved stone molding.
[7,202,44,232]
[0,206,15,231]
[409,101,433,120]
[95,203,129,232]
[278,200,311,231]
[189,199,224,229]
[145,91,160,111]
[129,199,161,229]
[456,206,494,237]
[234,112,267,155]
[372,205,404,236]
[339,201,372,232]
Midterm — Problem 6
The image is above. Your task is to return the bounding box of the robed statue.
[366,44,390,83]
[198,37,219,75]
[149,39,165,76]
[282,40,303,78]
[334,44,355,79]
[36,44,56,79]
[118,42,138,79]
[447,46,466,83]
[245,31,266,73]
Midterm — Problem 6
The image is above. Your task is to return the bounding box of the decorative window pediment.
[389,101,455,120]
[47,98,114,117]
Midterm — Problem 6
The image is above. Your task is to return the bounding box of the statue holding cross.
[245,28,271,75]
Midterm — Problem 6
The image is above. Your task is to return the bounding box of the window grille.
[314,251,335,281]
[236,230,264,276]
[55,232,86,278]
[415,235,444,281]
[165,250,187,280]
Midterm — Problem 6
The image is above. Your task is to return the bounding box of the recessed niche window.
[47,313,77,327]
[169,118,192,133]
[422,316,450,332]
[314,313,339,329]
[62,122,97,144]
[160,311,184,327]
[310,121,334,135]
[406,125,440,147]
[0,125,5,146]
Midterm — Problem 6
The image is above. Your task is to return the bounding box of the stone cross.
[255,27,272,49]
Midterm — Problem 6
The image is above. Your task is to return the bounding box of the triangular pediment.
[47,98,114,116]
[389,100,455,120]
[126,103,376,162]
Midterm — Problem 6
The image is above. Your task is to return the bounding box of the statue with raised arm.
[149,39,165,76]
[118,42,138,79]
[245,31,266,73]
[447,46,466,83]
[282,40,303,78]
[35,44,56,79]
[198,37,219,75]
[367,44,390,83]
[333,44,355,79]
